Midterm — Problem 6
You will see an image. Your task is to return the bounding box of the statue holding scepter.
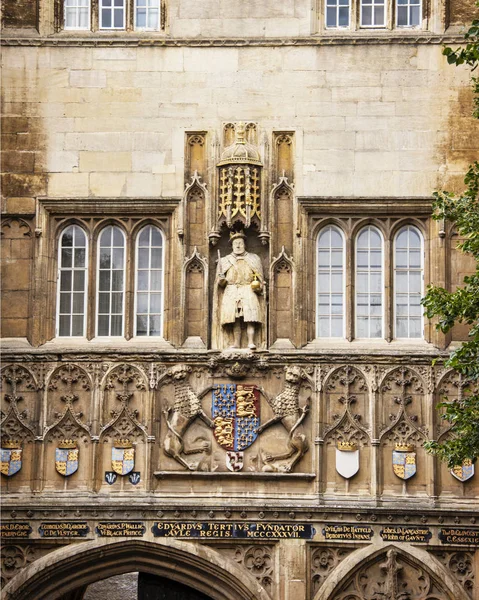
[215,231,265,350]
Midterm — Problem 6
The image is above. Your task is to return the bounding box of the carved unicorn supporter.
[258,366,310,472]
[162,364,214,471]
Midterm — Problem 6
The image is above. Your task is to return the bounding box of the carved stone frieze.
[310,546,354,598]
[332,548,452,600]
[430,550,474,598]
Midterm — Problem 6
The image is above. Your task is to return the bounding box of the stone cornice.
[38,196,181,215]
[297,196,434,215]
[0,34,467,48]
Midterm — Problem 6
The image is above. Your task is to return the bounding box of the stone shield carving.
[212,384,260,452]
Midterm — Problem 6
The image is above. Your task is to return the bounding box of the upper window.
[394,225,423,338]
[100,0,125,29]
[135,225,164,337]
[355,226,383,339]
[57,225,88,337]
[135,0,160,29]
[97,226,125,337]
[317,225,345,338]
[325,0,422,29]
[64,0,90,29]
[326,0,350,28]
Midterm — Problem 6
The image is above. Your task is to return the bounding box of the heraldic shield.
[112,439,135,476]
[1,441,22,477]
[393,444,416,480]
[212,384,260,452]
[451,459,475,482]
[335,442,359,479]
[55,440,79,477]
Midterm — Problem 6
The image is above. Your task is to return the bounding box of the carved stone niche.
[98,364,149,491]
[0,365,37,493]
[157,364,312,475]
[210,226,268,351]
[43,364,93,491]
[330,548,456,600]
[269,248,295,349]
[379,367,428,499]
[322,366,371,497]
[182,248,208,350]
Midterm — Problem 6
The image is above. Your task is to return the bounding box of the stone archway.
[2,538,271,600]
[313,542,470,600]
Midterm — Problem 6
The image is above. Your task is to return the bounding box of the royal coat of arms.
[451,459,475,482]
[55,440,79,477]
[392,444,416,480]
[335,442,359,479]
[1,441,22,477]
[212,384,260,471]
[112,439,135,476]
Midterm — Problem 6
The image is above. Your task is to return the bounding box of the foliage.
[422,7,479,468]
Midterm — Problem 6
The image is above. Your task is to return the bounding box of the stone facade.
[1,0,479,598]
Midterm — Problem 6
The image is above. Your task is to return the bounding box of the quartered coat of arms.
[212,384,260,471]
[55,440,79,477]
[392,444,416,480]
[451,459,475,482]
[112,439,135,476]
[1,440,22,477]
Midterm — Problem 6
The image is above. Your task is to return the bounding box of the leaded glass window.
[97,226,125,336]
[355,226,383,338]
[135,225,164,337]
[57,225,88,337]
[394,226,423,338]
[317,225,345,337]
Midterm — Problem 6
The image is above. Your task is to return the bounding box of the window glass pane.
[147,9,158,28]
[59,315,71,336]
[60,293,71,313]
[137,8,146,27]
[101,10,112,28]
[74,248,86,267]
[62,248,73,268]
[65,9,76,27]
[410,5,420,25]
[326,7,337,27]
[374,6,384,24]
[135,226,164,336]
[317,226,344,338]
[394,226,423,338]
[355,226,383,338]
[97,226,124,336]
[72,315,83,337]
[72,293,84,313]
[73,271,85,291]
[338,7,349,26]
[114,8,124,27]
[362,6,372,25]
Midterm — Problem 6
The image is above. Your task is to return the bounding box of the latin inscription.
[322,524,374,541]
[0,523,32,538]
[39,522,90,538]
[380,526,432,543]
[152,522,315,539]
[439,528,479,545]
[96,522,145,537]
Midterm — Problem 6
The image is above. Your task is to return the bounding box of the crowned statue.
[213,231,265,350]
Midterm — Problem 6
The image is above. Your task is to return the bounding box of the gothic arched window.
[317,225,345,338]
[355,225,384,338]
[57,225,88,337]
[135,225,164,337]
[394,225,423,338]
[97,226,126,337]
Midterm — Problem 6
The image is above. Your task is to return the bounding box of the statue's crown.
[395,443,415,452]
[58,439,77,449]
[337,441,357,451]
[2,439,21,449]
[114,438,132,449]
[229,230,246,243]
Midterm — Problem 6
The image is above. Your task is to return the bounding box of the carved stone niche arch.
[314,543,468,600]
[379,367,428,498]
[0,365,38,492]
[98,364,149,491]
[271,176,294,256]
[1,218,33,340]
[2,538,271,600]
[182,247,208,349]
[43,364,92,491]
[180,171,209,255]
[322,366,371,496]
[269,247,295,349]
